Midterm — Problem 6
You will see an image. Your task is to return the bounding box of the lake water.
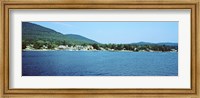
[22,51,178,76]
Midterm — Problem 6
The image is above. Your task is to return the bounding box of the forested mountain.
[22,22,98,45]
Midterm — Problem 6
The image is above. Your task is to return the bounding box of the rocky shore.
[23,44,178,52]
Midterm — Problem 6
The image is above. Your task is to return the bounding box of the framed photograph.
[1,0,200,97]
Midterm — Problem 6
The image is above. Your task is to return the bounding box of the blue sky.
[30,21,178,44]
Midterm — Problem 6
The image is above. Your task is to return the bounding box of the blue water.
[22,51,178,76]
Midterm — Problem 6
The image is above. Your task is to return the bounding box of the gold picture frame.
[0,0,199,98]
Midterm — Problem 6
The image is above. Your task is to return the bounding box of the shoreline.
[22,49,177,52]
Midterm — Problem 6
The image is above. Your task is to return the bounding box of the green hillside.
[22,22,98,49]
[65,34,98,44]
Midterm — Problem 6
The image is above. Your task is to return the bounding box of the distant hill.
[131,42,178,46]
[65,34,98,44]
[22,22,98,45]
[157,42,178,46]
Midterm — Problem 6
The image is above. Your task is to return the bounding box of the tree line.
[93,43,177,52]
[22,40,178,52]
